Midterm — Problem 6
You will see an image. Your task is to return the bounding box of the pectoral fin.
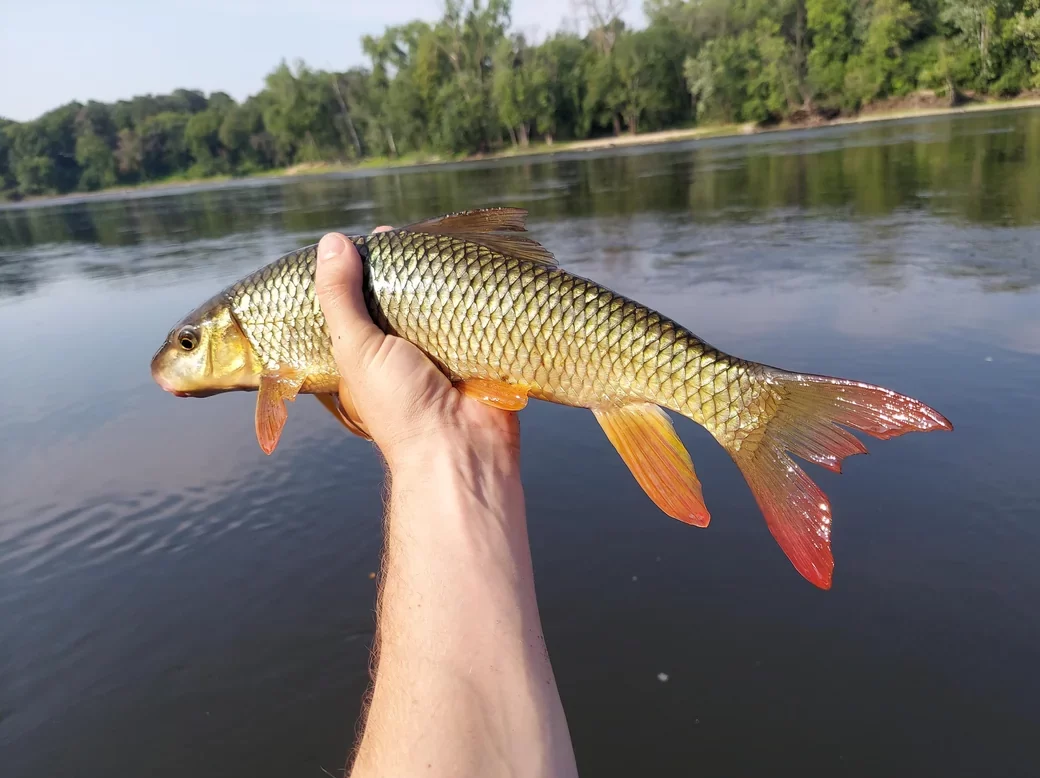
[316,393,372,441]
[455,378,530,412]
[593,403,710,527]
[255,369,307,455]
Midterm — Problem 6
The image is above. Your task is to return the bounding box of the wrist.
[381,425,527,564]
[383,422,521,481]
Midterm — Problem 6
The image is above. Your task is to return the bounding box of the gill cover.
[150,295,260,396]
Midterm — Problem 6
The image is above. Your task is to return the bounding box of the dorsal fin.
[400,208,557,266]
[403,207,529,234]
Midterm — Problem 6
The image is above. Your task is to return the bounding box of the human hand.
[317,229,575,778]
[314,229,520,469]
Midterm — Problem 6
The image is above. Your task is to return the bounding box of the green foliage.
[941,0,1002,82]
[494,35,540,145]
[0,121,13,194]
[685,37,748,122]
[684,17,799,123]
[433,72,497,153]
[138,112,190,180]
[12,154,55,195]
[843,0,921,109]
[262,62,345,164]
[1012,0,1040,85]
[808,0,854,99]
[185,108,230,176]
[3,0,1038,200]
[75,130,116,190]
[531,35,587,142]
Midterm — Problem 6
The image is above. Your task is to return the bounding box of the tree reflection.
[1,109,1038,298]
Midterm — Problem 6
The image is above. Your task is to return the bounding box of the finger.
[372,225,393,233]
[315,232,385,386]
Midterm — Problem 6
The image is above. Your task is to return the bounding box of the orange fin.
[255,369,306,455]
[315,393,372,441]
[593,404,710,528]
[402,208,556,266]
[455,378,530,412]
[728,370,952,590]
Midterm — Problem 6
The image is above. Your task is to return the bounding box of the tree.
[530,34,587,143]
[808,0,854,98]
[574,0,627,54]
[746,19,802,120]
[75,101,117,148]
[138,112,190,179]
[6,106,80,194]
[433,0,511,151]
[843,0,921,108]
[0,120,14,196]
[115,129,143,180]
[583,46,625,135]
[262,62,333,165]
[941,0,1004,82]
[362,23,439,155]
[631,21,696,130]
[327,70,368,159]
[494,35,540,145]
[75,130,116,190]
[613,30,667,133]
[4,0,1037,196]
[433,72,498,152]
[1015,0,1040,85]
[186,106,231,175]
[685,40,731,122]
[11,152,55,196]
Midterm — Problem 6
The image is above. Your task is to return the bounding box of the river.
[1,109,1038,777]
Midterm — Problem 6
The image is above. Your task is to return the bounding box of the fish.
[151,207,951,589]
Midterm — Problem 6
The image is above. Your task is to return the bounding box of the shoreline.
[8,95,1040,208]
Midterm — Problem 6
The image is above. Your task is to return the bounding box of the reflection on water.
[2,108,1040,300]
[1,109,1039,778]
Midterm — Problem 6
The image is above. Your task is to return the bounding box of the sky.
[1,0,646,122]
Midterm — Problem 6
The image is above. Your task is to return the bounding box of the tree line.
[2,0,1038,201]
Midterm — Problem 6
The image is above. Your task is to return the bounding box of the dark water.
[2,109,1039,777]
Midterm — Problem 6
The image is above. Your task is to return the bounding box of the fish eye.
[177,327,200,351]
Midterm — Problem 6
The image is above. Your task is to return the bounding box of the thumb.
[315,232,385,391]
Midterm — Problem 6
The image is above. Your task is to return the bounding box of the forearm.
[350,434,578,778]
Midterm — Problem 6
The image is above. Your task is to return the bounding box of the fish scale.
[153,207,951,589]
[355,229,710,412]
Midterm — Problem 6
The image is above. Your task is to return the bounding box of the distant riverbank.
[10,93,1040,208]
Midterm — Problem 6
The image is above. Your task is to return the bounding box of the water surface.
[2,109,1039,777]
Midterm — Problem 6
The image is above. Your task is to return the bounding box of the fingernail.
[318,233,347,262]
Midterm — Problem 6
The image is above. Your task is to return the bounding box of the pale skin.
[314,229,580,778]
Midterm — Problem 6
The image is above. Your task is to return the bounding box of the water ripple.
[0,458,306,584]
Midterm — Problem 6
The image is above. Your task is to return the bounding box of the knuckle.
[317,278,350,310]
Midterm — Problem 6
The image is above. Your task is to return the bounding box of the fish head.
[151,295,260,397]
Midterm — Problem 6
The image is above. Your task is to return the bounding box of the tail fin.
[726,371,952,589]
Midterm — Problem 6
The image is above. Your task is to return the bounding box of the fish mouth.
[151,358,220,398]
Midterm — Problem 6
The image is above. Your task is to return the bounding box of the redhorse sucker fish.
[150,208,952,589]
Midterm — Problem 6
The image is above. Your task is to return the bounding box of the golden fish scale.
[227,245,339,393]
[227,231,768,442]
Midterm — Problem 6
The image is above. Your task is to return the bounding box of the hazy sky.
[1,0,646,122]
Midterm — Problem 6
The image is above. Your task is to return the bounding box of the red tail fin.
[728,372,952,589]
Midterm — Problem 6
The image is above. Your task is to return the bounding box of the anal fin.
[456,378,530,412]
[593,403,710,528]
